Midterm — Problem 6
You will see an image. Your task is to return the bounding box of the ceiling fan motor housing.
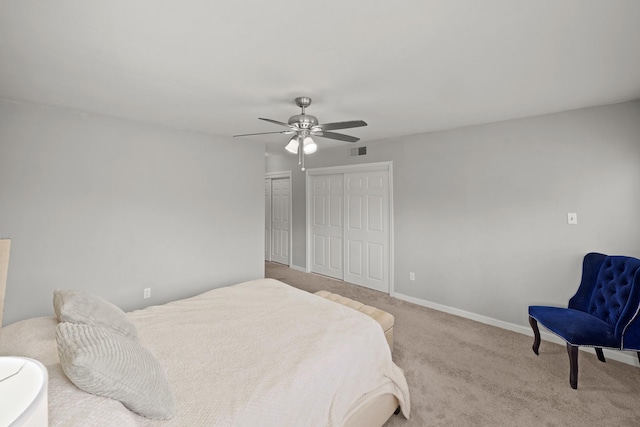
[288,114,318,129]
[289,97,317,128]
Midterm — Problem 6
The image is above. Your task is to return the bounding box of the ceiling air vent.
[350,146,367,157]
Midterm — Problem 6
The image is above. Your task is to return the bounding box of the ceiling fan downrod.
[294,96,312,114]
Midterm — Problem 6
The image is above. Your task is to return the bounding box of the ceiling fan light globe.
[303,136,317,154]
[285,137,299,154]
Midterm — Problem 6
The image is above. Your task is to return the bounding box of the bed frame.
[345,393,401,427]
[0,238,402,426]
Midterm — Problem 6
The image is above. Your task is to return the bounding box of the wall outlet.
[567,213,578,225]
[409,272,415,281]
[144,288,151,299]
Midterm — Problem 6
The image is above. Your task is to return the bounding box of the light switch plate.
[567,213,578,225]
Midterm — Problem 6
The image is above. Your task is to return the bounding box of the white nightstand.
[0,357,48,427]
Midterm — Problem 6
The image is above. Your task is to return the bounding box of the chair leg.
[595,347,606,363]
[567,344,579,389]
[529,316,541,355]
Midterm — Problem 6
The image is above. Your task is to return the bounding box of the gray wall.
[0,99,265,326]
[266,101,640,326]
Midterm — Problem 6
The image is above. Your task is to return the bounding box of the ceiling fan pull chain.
[298,137,306,171]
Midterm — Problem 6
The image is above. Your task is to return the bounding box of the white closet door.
[343,171,390,292]
[270,178,290,265]
[310,174,344,279]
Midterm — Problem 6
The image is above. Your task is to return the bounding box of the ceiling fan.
[233,97,367,170]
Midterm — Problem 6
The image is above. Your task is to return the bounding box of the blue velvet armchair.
[528,252,640,389]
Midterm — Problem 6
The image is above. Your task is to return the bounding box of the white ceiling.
[1,1,639,155]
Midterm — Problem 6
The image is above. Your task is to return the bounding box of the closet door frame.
[305,161,395,296]
[266,171,292,266]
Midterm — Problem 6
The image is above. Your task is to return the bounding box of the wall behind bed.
[0,99,265,326]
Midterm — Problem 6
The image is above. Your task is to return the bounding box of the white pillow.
[53,289,138,339]
[56,322,176,420]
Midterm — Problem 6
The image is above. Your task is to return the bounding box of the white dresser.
[0,357,48,427]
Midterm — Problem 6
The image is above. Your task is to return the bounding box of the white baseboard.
[392,291,639,367]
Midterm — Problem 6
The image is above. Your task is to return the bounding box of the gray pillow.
[53,289,138,339]
[56,322,176,420]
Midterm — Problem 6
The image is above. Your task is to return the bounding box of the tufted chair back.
[579,255,640,338]
[569,253,640,338]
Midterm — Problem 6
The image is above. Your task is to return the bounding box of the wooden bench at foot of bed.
[314,290,394,352]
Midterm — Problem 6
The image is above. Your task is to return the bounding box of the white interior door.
[310,174,344,279]
[270,178,290,265]
[265,179,271,261]
[343,171,390,292]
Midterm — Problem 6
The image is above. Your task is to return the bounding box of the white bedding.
[0,278,409,426]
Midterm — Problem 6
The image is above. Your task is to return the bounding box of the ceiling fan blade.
[233,130,294,137]
[315,131,360,143]
[314,120,367,131]
[259,118,298,130]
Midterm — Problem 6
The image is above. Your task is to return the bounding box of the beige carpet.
[265,262,640,426]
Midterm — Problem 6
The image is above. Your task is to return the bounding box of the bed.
[0,242,410,426]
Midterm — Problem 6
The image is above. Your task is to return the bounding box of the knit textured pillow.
[56,322,176,420]
[53,289,138,339]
